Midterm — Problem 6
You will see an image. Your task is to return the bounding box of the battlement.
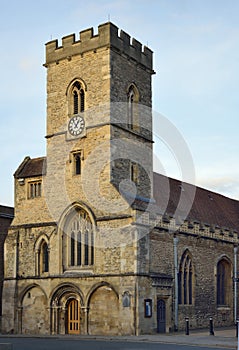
[45,22,153,70]
[137,211,239,244]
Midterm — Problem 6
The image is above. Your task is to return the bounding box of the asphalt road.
[0,338,235,350]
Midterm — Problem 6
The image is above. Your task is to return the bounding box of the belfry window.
[127,84,139,130]
[128,88,134,127]
[64,209,94,269]
[72,81,85,115]
[178,250,193,305]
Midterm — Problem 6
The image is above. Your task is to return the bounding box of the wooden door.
[157,299,166,333]
[67,299,80,334]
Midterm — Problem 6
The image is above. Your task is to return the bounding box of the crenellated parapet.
[45,22,153,71]
[137,210,239,244]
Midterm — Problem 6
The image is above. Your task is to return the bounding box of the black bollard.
[185,317,189,335]
[209,317,214,335]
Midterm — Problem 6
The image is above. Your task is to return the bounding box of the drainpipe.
[173,235,179,331]
[135,278,139,336]
[14,230,20,333]
[234,246,238,324]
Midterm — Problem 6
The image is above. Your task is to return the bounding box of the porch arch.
[20,284,48,334]
[50,283,84,334]
[87,282,120,335]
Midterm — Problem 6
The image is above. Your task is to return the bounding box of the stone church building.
[2,22,239,335]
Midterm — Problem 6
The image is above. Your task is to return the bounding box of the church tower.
[44,22,154,219]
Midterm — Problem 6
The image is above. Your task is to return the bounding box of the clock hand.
[74,119,79,127]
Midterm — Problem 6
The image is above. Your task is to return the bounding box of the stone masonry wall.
[150,229,235,330]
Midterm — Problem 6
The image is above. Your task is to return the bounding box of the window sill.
[217,305,231,310]
[63,267,94,275]
[39,272,49,277]
[28,196,42,200]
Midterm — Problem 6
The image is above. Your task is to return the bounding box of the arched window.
[42,242,49,272]
[38,240,49,274]
[127,84,139,130]
[72,81,85,115]
[178,250,193,305]
[65,209,94,269]
[217,259,231,306]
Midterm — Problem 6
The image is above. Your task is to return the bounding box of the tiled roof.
[0,205,14,219]
[14,156,46,178]
[153,172,239,231]
[13,156,239,231]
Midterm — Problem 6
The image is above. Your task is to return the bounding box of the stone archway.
[50,283,84,335]
[88,284,119,335]
[21,285,48,334]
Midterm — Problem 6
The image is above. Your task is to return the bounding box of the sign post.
[238,320,239,350]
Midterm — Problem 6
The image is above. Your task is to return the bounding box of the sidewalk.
[0,327,237,349]
[132,327,237,348]
[83,327,237,348]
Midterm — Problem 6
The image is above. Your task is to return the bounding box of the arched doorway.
[157,299,166,333]
[67,299,80,334]
[50,284,83,335]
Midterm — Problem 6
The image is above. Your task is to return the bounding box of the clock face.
[68,115,85,136]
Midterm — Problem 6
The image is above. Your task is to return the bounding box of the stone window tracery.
[67,80,86,117]
[72,81,85,115]
[63,209,94,270]
[178,250,193,305]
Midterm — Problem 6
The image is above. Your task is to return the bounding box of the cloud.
[196,176,239,200]
[19,58,37,72]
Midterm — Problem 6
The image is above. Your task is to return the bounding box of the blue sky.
[0,0,238,206]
